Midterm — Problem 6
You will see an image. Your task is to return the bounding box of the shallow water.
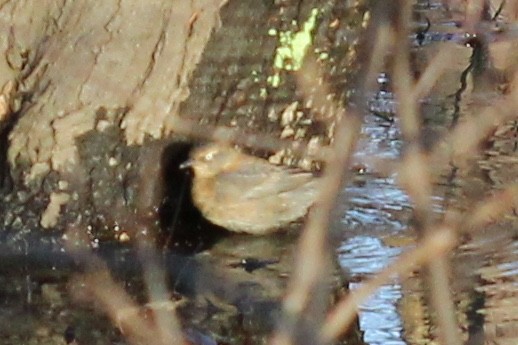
[339,236,405,345]
[337,113,411,345]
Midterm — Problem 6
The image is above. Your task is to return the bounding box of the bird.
[181,143,320,235]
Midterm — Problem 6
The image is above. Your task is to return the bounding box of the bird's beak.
[179,159,193,169]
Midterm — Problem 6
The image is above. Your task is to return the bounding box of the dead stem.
[72,269,157,345]
[365,23,395,92]
[430,72,518,170]
[269,57,363,345]
[464,0,489,30]
[319,179,518,342]
[65,222,187,345]
[393,1,463,344]
[137,237,184,345]
[320,225,458,342]
[462,183,518,233]
[412,44,458,100]
[170,114,334,161]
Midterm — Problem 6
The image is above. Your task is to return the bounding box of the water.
[339,236,405,345]
[337,111,410,345]
[335,111,518,344]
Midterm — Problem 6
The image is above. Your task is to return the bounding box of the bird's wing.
[214,161,316,200]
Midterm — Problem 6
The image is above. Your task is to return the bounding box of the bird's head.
[180,144,242,178]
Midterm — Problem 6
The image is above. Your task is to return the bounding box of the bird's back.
[189,145,320,234]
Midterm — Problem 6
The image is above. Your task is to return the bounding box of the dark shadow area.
[465,280,486,345]
[159,142,228,254]
[0,115,15,193]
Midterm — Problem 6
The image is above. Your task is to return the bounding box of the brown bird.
[181,144,320,235]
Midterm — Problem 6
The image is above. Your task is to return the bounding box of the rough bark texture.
[0,0,227,236]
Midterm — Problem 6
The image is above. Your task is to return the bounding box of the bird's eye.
[204,152,215,161]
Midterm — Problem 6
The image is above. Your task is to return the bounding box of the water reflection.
[474,231,518,345]
[339,236,406,345]
[345,177,411,232]
[337,107,410,344]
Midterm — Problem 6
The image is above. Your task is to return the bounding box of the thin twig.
[320,225,458,342]
[170,114,335,162]
[269,56,363,345]
[392,2,463,344]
